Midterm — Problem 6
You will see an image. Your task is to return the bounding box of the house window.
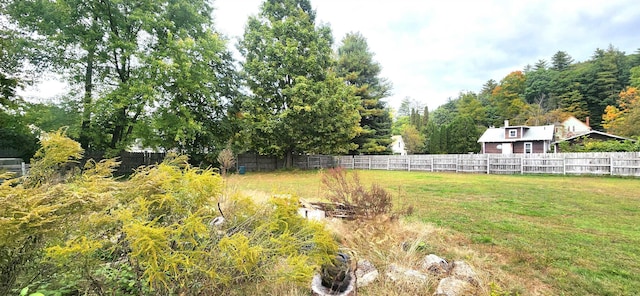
[524,142,533,154]
[508,130,517,138]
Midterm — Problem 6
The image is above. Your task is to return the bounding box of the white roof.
[477,125,555,143]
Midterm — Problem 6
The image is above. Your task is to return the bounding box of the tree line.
[0,0,393,166]
[2,0,639,162]
[395,46,640,154]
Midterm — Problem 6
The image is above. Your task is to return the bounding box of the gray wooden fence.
[0,158,28,177]
[237,153,338,171]
[335,152,640,177]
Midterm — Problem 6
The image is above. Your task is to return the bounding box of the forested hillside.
[395,46,640,154]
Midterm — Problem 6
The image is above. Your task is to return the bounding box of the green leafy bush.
[559,137,640,152]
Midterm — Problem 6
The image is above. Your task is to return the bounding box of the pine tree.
[336,32,393,154]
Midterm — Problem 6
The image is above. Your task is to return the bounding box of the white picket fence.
[335,152,640,177]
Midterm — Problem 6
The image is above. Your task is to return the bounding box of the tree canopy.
[2,0,238,161]
[238,0,360,166]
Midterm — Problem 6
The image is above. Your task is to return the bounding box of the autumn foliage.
[602,86,640,137]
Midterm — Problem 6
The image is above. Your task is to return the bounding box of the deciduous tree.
[3,0,237,157]
[238,0,360,166]
[603,87,640,137]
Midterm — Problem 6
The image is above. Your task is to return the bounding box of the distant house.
[552,130,634,152]
[555,116,591,139]
[477,120,555,154]
[391,135,407,155]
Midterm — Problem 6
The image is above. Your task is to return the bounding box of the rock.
[450,261,479,285]
[421,254,449,275]
[433,277,473,296]
[385,264,428,283]
[311,273,356,296]
[355,259,378,287]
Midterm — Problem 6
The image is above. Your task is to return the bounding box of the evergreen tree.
[551,51,574,71]
[448,115,480,154]
[584,46,629,129]
[421,106,429,130]
[336,32,393,154]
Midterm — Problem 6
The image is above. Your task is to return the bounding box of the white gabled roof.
[477,125,555,143]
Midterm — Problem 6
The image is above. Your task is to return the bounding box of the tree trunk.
[285,149,293,169]
[79,46,95,150]
[110,108,127,149]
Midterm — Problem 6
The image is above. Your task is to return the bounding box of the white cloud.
[214,0,639,111]
[23,0,640,113]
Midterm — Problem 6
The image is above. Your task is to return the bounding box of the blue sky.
[22,0,640,112]
[214,0,640,111]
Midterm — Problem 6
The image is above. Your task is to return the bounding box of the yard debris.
[308,201,358,219]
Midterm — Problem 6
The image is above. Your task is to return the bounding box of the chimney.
[504,120,509,127]
[585,117,590,129]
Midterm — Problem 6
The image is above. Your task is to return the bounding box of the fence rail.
[335,152,640,177]
[0,158,28,177]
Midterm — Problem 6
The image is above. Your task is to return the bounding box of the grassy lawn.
[226,170,640,295]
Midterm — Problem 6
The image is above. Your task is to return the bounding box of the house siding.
[484,143,502,154]
[505,128,522,139]
[513,141,547,153]
[483,141,547,154]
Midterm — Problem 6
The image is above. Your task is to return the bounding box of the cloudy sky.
[214,0,640,111]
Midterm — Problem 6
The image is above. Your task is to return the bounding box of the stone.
[433,277,473,296]
[450,261,479,285]
[355,259,379,287]
[385,264,428,283]
[421,254,449,275]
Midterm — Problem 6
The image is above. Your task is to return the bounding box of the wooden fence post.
[610,155,614,176]
[408,157,411,172]
[486,154,490,174]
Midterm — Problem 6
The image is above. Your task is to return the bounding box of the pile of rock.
[311,254,481,296]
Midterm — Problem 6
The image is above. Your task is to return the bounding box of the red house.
[477,121,555,154]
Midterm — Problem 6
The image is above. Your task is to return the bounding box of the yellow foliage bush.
[1,133,338,295]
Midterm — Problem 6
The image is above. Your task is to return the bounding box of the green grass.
[227,170,640,295]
